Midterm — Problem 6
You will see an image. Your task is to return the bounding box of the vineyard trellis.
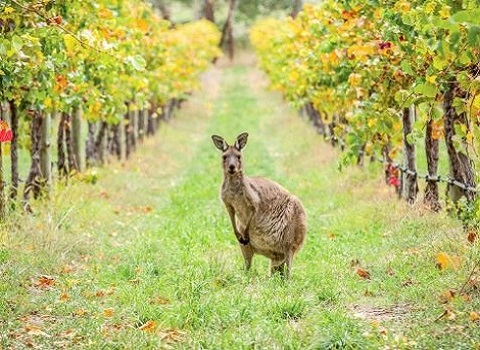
[0,0,221,216]
[251,0,480,227]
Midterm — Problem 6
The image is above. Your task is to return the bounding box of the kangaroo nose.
[228,164,235,172]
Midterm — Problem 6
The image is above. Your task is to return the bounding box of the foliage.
[0,0,221,123]
[251,1,480,164]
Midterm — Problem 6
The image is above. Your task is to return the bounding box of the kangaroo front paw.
[238,237,250,245]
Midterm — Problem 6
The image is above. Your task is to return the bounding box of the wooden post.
[401,106,418,204]
[72,106,82,171]
[40,111,52,193]
[424,118,441,211]
[8,100,18,200]
[443,80,476,203]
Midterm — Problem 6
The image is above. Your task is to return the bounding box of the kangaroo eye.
[237,156,241,160]
[222,155,227,160]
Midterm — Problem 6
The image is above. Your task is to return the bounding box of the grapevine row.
[251,1,479,218]
[0,1,221,214]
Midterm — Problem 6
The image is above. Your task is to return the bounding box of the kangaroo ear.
[211,135,228,151]
[234,132,248,151]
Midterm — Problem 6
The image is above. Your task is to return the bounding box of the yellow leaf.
[59,293,70,302]
[4,6,15,14]
[139,320,157,332]
[439,5,451,19]
[103,308,115,317]
[470,311,480,322]
[63,34,80,54]
[435,252,461,270]
[426,75,437,84]
[348,73,362,87]
[44,97,53,109]
[466,131,473,143]
[24,323,50,337]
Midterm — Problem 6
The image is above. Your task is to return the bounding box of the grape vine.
[251,0,479,220]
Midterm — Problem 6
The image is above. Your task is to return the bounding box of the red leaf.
[4,129,13,142]
[356,267,371,280]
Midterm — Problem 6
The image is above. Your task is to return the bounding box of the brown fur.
[212,132,306,277]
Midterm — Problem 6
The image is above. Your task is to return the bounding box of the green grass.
[1,58,480,349]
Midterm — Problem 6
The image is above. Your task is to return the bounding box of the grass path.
[1,58,478,349]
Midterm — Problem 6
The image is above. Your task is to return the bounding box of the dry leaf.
[356,267,371,280]
[61,264,74,274]
[439,289,455,304]
[152,296,170,305]
[59,293,70,302]
[24,324,50,337]
[159,329,185,343]
[103,308,115,317]
[34,276,55,289]
[73,308,87,317]
[470,311,480,322]
[468,230,477,243]
[328,233,336,240]
[139,320,157,333]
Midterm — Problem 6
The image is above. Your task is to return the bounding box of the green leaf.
[458,51,471,66]
[433,56,447,70]
[467,26,480,47]
[414,82,437,98]
[11,35,23,52]
[400,60,414,75]
[0,38,9,56]
[452,10,480,25]
[125,55,146,71]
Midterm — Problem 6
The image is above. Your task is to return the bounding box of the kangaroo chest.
[221,179,257,225]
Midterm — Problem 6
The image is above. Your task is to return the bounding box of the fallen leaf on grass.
[33,276,56,289]
[435,252,461,270]
[356,267,371,280]
[158,329,185,343]
[24,324,50,337]
[470,311,480,322]
[151,296,170,305]
[59,293,70,302]
[103,308,115,317]
[439,289,456,304]
[434,308,456,322]
[139,320,157,333]
[467,228,478,243]
[72,309,87,317]
[61,264,74,274]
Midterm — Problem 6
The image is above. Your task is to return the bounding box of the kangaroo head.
[211,132,248,175]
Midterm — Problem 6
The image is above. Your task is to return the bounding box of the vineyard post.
[401,106,418,204]
[8,100,18,200]
[124,103,131,159]
[138,108,146,143]
[72,106,82,171]
[443,80,476,203]
[96,121,108,165]
[40,111,52,193]
[0,141,4,220]
[130,103,137,152]
[57,113,67,177]
[86,121,96,167]
[424,118,441,211]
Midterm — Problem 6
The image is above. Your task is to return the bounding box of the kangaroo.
[211,132,306,278]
